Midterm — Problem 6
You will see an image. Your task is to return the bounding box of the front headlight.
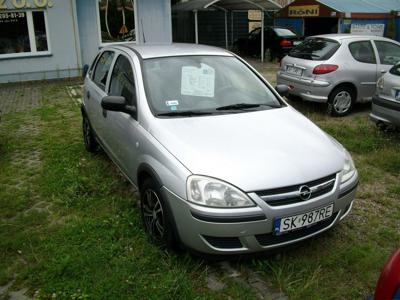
[186,175,255,208]
[341,150,356,183]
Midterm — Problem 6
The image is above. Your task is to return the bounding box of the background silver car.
[371,63,400,128]
[82,43,358,255]
[277,34,400,116]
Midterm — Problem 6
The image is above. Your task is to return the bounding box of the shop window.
[349,41,376,64]
[98,0,136,44]
[0,11,49,56]
[375,41,400,65]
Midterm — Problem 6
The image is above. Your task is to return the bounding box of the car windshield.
[142,56,282,117]
[289,38,340,60]
[274,28,297,37]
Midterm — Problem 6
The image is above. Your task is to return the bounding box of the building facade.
[275,0,400,39]
[0,0,172,83]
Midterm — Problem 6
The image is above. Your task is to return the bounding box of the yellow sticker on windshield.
[181,63,215,98]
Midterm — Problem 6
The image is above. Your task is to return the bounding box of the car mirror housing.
[275,84,290,97]
[101,96,136,116]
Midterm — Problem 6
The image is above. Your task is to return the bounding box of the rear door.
[373,40,400,75]
[85,50,115,142]
[348,40,377,100]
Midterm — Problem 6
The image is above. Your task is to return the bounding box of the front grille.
[255,212,338,247]
[202,235,243,249]
[255,174,336,206]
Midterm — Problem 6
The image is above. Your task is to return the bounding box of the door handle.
[86,91,91,99]
[380,70,387,74]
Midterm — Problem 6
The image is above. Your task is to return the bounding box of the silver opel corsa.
[81,43,359,255]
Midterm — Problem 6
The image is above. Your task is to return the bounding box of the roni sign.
[288,5,319,17]
[350,24,385,36]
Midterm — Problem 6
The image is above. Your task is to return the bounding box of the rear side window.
[274,28,296,37]
[109,55,136,107]
[390,64,400,76]
[349,41,376,64]
[92,51,115,91]
[375,41,400,65]
[289,38,340,61]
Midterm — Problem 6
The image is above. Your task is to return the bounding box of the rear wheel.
[327,86,355,117]
[82,115,99,152]
[140,178,176,248]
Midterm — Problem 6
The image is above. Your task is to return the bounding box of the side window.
[92,51,115,91]
[109,55,136,107]
[349,41,376,64]
[375,41,400,65]
[88,53,101,78]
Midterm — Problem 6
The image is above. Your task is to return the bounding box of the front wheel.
[327,87,355,117]
[140,178,176,248]
[82,115,99,152]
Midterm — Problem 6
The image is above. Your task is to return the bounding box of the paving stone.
[0,86,42,115]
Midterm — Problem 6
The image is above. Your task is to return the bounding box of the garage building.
[275,0,400,41]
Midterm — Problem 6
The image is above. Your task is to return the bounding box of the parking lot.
[0,61,399,299]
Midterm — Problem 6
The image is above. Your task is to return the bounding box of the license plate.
[286,65,303,76]
[293,41,302,46]
[395,90,400,101]
[274,204,334,235]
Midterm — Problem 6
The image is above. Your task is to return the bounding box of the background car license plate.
[274,204,334,235]
[286,66,303,76]
[395,90,400,101]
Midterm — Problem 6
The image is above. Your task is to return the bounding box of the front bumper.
[277,71,332,103]
[370,95,400,127]
[164,172,358,255]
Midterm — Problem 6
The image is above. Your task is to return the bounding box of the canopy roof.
[172,0,281,12]
[315,0,400,14]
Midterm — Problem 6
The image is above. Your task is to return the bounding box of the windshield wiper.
[156,110,214,117]
[216,103,261,111]
[216,103,280,111]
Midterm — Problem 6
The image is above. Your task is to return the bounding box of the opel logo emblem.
[299,185,312,201]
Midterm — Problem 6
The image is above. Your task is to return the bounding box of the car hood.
[148,107,345,192]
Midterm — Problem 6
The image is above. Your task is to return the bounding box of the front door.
[104,53,140,181]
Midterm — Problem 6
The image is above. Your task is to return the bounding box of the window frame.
[92,50,115,92]
[348,40,377,64]
[96,0,138,47]
[108,53,137,107]
[0,9,51,60]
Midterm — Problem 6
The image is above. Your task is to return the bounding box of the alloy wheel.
[333,91,352,114]
[142,189,165,239]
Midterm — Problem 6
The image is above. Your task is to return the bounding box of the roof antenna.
[141,19,146,43]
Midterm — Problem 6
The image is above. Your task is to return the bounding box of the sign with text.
[350,23,385,36]
[0,0,53,9]
[288,5,319,17]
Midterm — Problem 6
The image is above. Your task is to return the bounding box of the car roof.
[309,34,399,43]
[109,43,234,59]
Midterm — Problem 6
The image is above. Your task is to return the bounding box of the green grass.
[0,81,399,299]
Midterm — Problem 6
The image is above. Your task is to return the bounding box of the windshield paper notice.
[181,63,215,97]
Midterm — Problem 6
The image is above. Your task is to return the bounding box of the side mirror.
[101,96,136,116]
[82,64,89,78]
[275,85,290,97]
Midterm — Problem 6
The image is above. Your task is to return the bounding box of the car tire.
[327,86,355,117]
[82,115,99,153]
[140,178,176,249]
